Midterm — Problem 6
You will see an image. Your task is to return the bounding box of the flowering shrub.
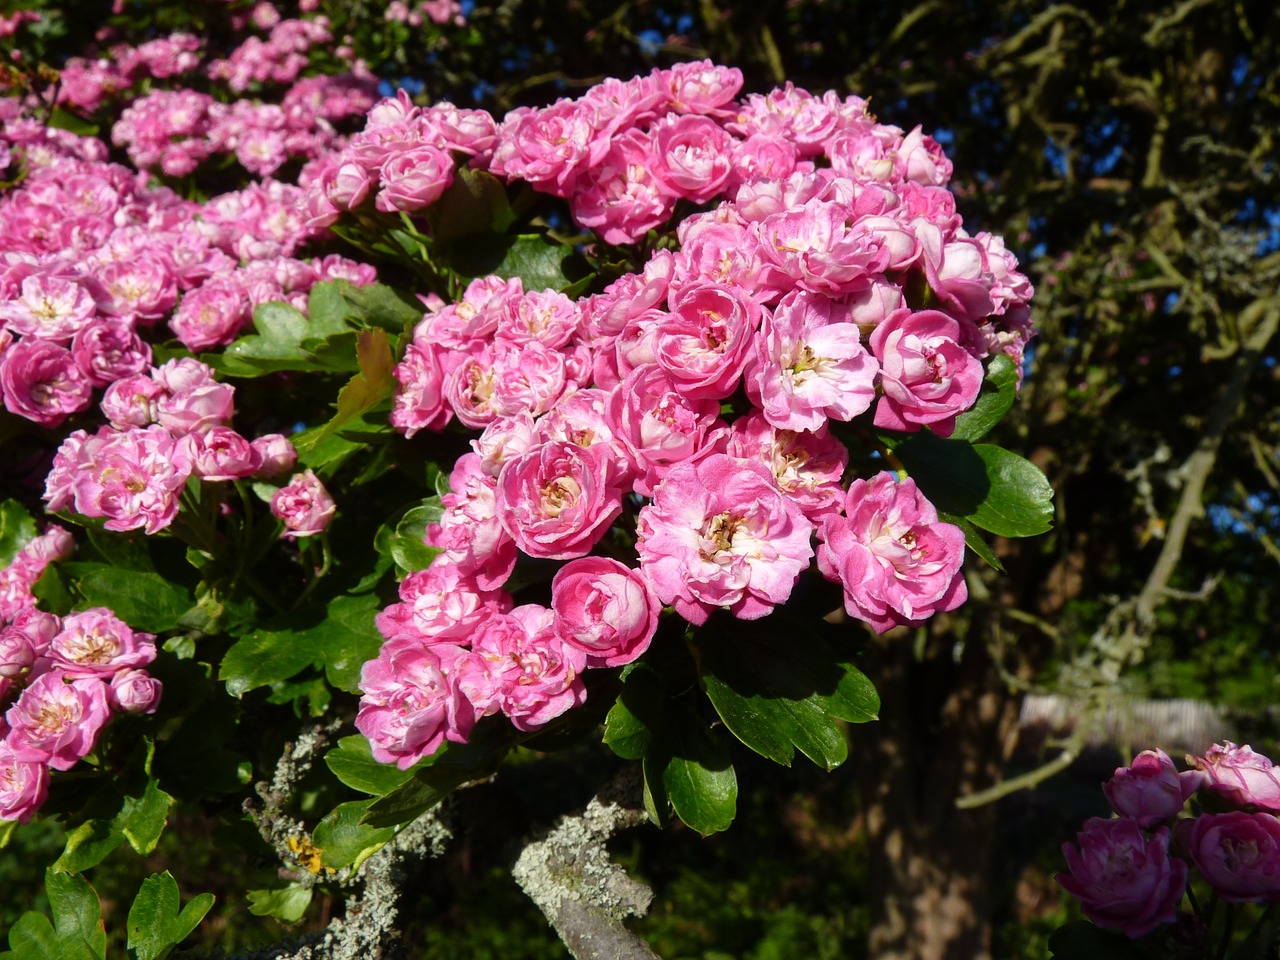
[0,4,1052,950]
[1054,743,1280,957]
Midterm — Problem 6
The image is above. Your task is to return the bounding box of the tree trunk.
[851,615,1023,960]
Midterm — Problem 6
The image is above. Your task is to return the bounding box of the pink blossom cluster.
[353,63,1037,764]
[0,606,162,824]
[384,0,466,27]
[0,526,74,624]
[58,34,203,113]
[206,17,336,92]
[1058,743,1280,939]
[113,71,378,178]
[0,129,373,424]
[43,358,299,535]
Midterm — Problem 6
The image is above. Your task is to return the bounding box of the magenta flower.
[1057,818,1187,938]
[637,454,814,625]
[5,671,113,771]
[47,608,157,679]
[0,743,49,824]
[1103,749,1202,827]
[1176,812,1280,904]
[0,338,94,428]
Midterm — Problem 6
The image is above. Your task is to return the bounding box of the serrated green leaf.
[342,282,425,333]
[126,872,214,960]
[603,664,662,761]
[697,618,879,770]
[893,432,1054,538]
[53,819,122,875]
[950,354,1018,442]
[325,736,416,796]
[314,799,396,869]
[45,870,105,957]
[118,779,174,856]
[246,884,312,923]
[389,500,443,576]
[4,911,60,960]
[216,301,356,377]
[651,700,737,837]
[31,563,73,616]
[447,233,578,292]
[69,566,193,633]
[305,329,397,447]
[219,592,382,696]
[0,500,37,567]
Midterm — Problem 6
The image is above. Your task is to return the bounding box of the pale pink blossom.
[817,472,967,633]
[47,608,156,679]
[870,308,984,437]
[0,743,48,823]
[0,338,94,427]
[1188,742,1280,812]
[495,441,624,560]
[271,469,336,539]
[108,669,163,714]
[5,671,112,771]
[637,454,815,625]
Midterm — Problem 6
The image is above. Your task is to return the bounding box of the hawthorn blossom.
[637,454,814,625]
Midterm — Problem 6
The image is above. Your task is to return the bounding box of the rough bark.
[852,616,1023,960]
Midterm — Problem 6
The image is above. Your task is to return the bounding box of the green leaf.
[1047,921,1146,959]
[341,282,425,334]
[893,432,1054,538]
[46,870,105,958]
[53,778,174,872]
[940,512,1006,573]
[219,591,381,697]
[4,912,61,960]
[118,778,175,856]
[246,883,312,924]
[31,563,73,616]
[69,566,193,633]
[314,800,397,870]
[603,664,663,761]
[447,233,578,292]
[362,724,512,829]
[47,107,98,138]
[950,354,1018,442]
[650,699,737,837]
[305,328,397,447]
[0,500,36,567]
[216,301,357,377]
[389,500,443,577]
[126,873,214,960]
[325,736,415,796]
[697,618,879,770]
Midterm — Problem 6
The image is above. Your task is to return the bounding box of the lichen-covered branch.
[512,767,662,960]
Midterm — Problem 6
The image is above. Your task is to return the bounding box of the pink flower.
[169,280,251,352]
[495,441,624,560]
[5,671,113,771]
[1057,819,1187,938]
[108,668,163,714]
[455,605,587,731]
[636,454,815,625]
[1187,742,1280,812]
[0,743,48,823]
[748,288,878,431]
[870,308,984,437]
[1104,749,1203,827]
[0,338,94,427]
[817,472,967,633]
[376,561,513,645]
[424,453,517,590]
[271,469,336,539]
[250,433,298,477]
[375,144,454,212]
[655,280,762,400]
[189,425,262,481]
[1176,812,1280,904]
[48,608,157,678]
[356,639,474,769]
[725,412,848,521]
[152,358,235,435]
[0,610,58,679]
[70,317,153,387]
[47,424,194,534]
[551,557,659,667]
[650,114,735,203]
